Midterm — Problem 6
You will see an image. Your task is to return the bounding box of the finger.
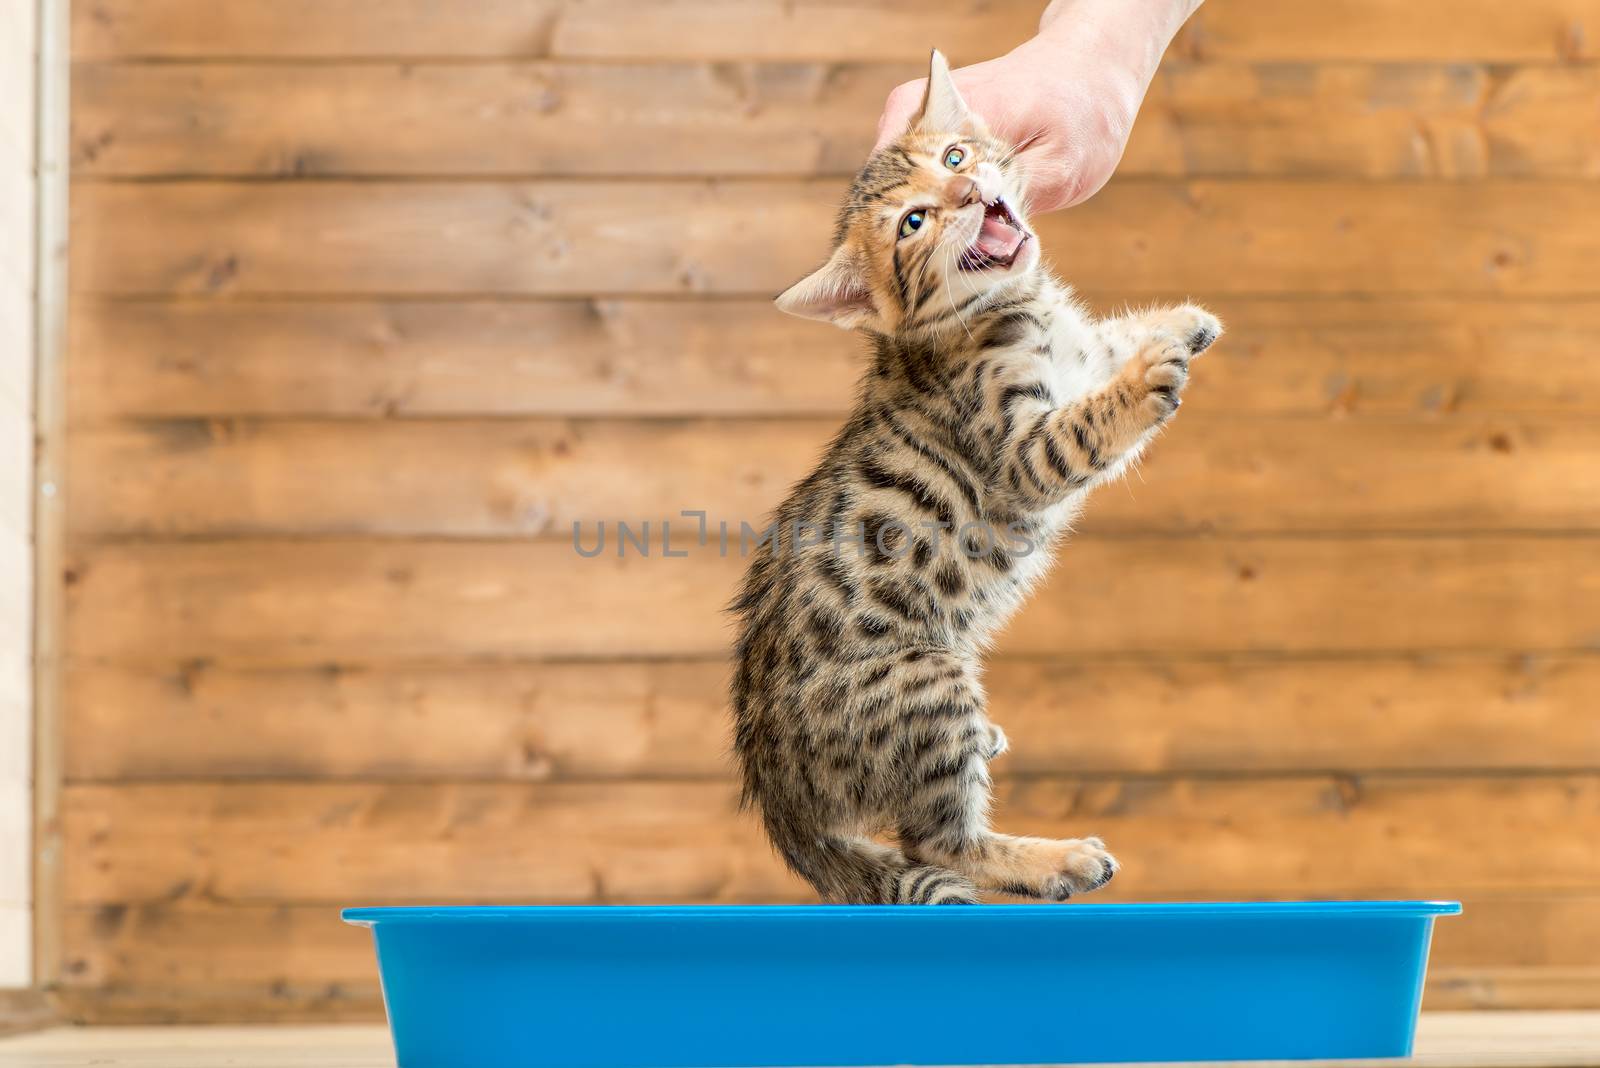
[872,79,926,151]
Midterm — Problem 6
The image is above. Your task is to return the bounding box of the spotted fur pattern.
[731,52,1221,905]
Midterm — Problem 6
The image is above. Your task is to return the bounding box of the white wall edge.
[27,0,71,991]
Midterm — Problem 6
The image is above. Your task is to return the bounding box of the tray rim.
[342,899,1462,927]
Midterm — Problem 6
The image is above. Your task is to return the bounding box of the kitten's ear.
[913,49,977,134]
[774,246,878,329]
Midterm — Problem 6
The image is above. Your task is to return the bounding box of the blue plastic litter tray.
[344,900,1459,1067]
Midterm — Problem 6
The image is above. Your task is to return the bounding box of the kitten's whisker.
[1010,158,1044,215]
[996,127,1046,170]
[904,230,949,321]
[940,239,978,345]
[950,244,986,309]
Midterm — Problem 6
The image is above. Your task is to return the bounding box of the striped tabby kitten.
[731,51,1220,905]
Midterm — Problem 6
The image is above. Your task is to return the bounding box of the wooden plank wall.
[61,0,1600,1021]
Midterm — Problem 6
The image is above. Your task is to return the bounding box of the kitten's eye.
[944,146,966,169]
[898,210,926,239]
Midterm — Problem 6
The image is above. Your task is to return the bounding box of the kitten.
[730,50,1220,905]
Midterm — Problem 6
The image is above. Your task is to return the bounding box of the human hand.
[872,0,1205,215]
[873,34,1143,214]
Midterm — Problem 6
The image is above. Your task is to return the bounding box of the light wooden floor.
[1,1014,1599,1068]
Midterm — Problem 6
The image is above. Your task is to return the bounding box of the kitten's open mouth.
[959,198,1028,271]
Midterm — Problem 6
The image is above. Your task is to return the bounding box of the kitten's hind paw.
[895,865,980,905]
[983,722,1010,760]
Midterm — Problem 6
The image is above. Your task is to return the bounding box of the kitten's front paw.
[1157,304,1223,356]
[1041,837,1118,901]
[1128,334,1191,426]
[1181,306,1223,355]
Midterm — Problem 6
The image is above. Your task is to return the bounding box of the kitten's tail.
[764,814,977,905]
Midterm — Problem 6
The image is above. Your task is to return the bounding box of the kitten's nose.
[943,174,980,208]
[943,164,1004,208]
